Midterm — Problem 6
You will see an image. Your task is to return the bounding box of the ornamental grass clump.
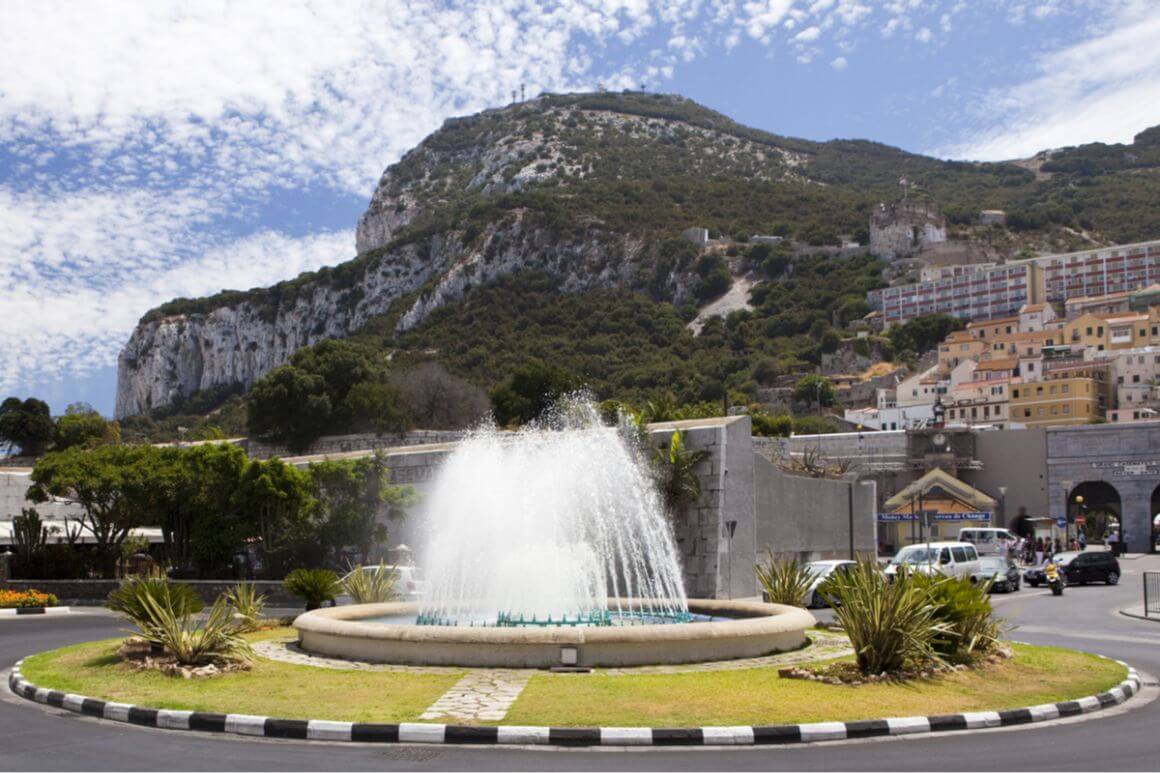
[755,552,815,607]
[284,568,341,610]
[341,562,399,605]
[824,557,948,675]
[223,582,268,632]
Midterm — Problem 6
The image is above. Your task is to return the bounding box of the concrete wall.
[754,457,877,562]
[964,428,1049,528]
[247,430,464,460]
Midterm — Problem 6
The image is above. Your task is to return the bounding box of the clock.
[932,432,947,447]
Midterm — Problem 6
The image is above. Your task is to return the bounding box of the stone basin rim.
[293,598,815,645]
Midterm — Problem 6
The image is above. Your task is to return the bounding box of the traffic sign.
[1056,516,1067,528]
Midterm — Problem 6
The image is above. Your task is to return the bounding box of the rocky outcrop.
[116,217,664,418]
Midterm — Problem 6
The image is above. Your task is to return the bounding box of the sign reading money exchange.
[877,511,992,523]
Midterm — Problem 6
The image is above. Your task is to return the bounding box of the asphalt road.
[3,560,1160,772]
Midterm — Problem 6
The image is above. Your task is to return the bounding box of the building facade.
[868,239,1160,327]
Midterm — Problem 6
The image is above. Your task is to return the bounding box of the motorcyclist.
[1045,558,1064,595]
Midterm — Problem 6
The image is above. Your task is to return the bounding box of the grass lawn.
[20,633,1125,728]
[503,645,1125,727]
[19,629,461,724]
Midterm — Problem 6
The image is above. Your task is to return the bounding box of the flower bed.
[0,588,59,609]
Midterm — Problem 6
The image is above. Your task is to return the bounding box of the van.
[884,541,981,581]
[958,528,1018,555]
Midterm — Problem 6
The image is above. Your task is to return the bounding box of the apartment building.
[895,366,947,407]
[867,239,1160,326]
[1063,309,1160,351]
[937,331,987,376]
[1008,363,1111,427]
[1088,347,1160,410]
[944,378,1012,426]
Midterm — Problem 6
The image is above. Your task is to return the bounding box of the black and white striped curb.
[5,659,1142,746]
[0,607,69,617]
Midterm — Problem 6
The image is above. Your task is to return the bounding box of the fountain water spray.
[418,398,689,627]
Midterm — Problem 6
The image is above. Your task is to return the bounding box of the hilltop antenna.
[511,89,517,104]
[520,83,525,102]
[640,80,646,92]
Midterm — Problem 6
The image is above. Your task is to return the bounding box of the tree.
[246,365,333,452]
[793,374,836,408]
[887,313,963,357]
[344,381,410,434]
[490,360,581,426]
[393,362,490,429]
[26,445,162,573]
[0,397,54,456]
[308,453,417,564]
[236,457,319,576]
[53,403,119,451]
[653,430,709,519]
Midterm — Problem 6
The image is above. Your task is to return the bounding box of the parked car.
[974,556,1021,592]
[1060,550,1121,586]
[335,565,428,604]
[884,541,981,581]
[958,527,1019,556]
[803,560,856,608]
[1024,552,1078,587]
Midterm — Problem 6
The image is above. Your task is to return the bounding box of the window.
[952,547,969,562]
[1063,405,1071,414]
[1024,408,1031,418]
[1062,383,1069,393]
[1098,326,1104,336]
[1013,388,1020,398]
[1134,374,1141,383]
[1037,407,1044,416]
[1050,385,1057,395]
[1036,386,1044,395]
[1051,406,1058,415]
[1086,326,1093,336]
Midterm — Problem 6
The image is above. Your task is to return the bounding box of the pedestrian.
[1078,531,1087,551]
[1035,537,1044,566]
[1054,537,1062,555]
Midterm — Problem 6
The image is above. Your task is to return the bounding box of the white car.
[884,541,981,581]
[335,565,428,604]
[803,560,856,608]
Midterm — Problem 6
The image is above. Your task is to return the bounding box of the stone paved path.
[253,632,851,676]
[419,670,533,721]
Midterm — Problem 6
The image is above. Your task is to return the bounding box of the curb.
[1118,606,1160,624]
[0,607,70,618]
[5,658,1143,747]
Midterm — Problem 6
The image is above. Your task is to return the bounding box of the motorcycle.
[1045,562,1064,596]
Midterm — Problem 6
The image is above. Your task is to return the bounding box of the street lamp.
[998,485,1008,529]
[1074,495,1084,546]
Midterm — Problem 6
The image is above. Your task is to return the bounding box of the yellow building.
[967,316,1019,341]
[879,468,998,550]
[938,331,987,376]
[1063,308,1160,351]
[1008,363,1110,426]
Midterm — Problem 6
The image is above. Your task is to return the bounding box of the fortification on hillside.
[869,199,947,260]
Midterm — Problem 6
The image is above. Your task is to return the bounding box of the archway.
[1070,481,1121,546]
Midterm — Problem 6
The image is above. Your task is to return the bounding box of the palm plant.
[653,430,709,518]
[223,582,268,632]
[138,595,253,666]
[284,568,341,610]
[107,576,205,644]
[340,562,399,604]
[824,557,948,675]
[913,573,1003,662]
[755,552,815,607]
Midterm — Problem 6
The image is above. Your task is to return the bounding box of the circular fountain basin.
[293,598,816,668]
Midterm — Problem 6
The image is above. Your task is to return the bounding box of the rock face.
[115,217,654,418]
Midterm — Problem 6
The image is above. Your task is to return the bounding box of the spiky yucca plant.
[283,568,341,611]
[825,558,949,675]
[913,573,1003,662]
[341,562,399,605]
[107,576,205,644]
[223,582,268,632]
[755,552,815,607]
[138,595,253,666]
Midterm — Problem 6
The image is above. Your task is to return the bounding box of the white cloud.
[914,26,933,42]
[794,25,823,42]
[939,5,1160,160]
[831,55,849,70]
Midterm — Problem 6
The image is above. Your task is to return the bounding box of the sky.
[3,0,1160,417]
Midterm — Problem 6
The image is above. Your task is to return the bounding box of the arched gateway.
[1047,424,1160,553]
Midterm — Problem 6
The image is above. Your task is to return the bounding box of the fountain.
[294,400,814,667]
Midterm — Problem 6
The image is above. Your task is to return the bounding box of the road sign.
[1056,516,1067,528]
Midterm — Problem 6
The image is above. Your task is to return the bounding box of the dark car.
[975,556,1021,592]
[1024,552,1078,587]
[1062,550,1121,586]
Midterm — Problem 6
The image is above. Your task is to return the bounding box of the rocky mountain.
[115,92,1160,418]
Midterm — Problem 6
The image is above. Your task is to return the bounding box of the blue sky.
[2,0,1159,417]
